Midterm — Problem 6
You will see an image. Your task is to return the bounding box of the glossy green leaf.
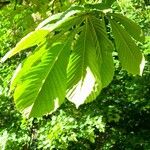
[13,36,72,118]
[110,13,145,42]
[110,19,145,75]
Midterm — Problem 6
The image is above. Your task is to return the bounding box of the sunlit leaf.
[67,16,102,107]
[13,36,72,118]
[1,29,49,62]
[110,13,145,42]
[36,13,63,30]
[110,19,145,75]
[88,16,114,87]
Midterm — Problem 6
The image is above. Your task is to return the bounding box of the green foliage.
[110,13,145,42]
[1,29,49,62]
[0,0,150,149]
[1,1,146,117]
[67,15,103,107]
[109,19,144,75]
[45,110,105,149]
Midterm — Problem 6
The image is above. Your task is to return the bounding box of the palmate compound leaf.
[66,15,114,107]
[109,13,145,43]
[2,6,145,117]
[109,19,145,75]
[12,34,73,118]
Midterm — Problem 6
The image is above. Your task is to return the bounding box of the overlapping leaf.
[109,13,145,42]
[88,16,114,88]
[12,35,72,118]
[1,29,49,62]
[36,5,83,31]
[67,16,103,107]
[1,7,83,63]
[109,19,145,75]
[1,5,145,118]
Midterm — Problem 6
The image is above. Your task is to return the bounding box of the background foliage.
[0,0,150,149]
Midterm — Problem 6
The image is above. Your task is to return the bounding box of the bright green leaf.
[1,29,49,62]
[88,16,114,87]
[67,16,102,107]
[110,19,145,75]
[99,52,114,87]
[10,44,47,91]
[13,36,72,118]
[110,13,145,42]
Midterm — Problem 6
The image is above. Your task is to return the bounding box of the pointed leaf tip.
[140,55,145,76]
[1,50,13,62]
